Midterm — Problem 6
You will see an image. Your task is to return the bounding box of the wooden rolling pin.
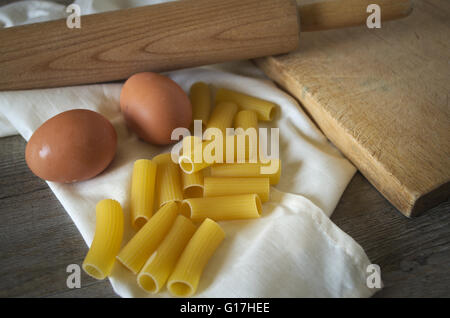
[0,0,412,90]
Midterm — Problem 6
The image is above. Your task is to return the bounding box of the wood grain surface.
[298,0,412,31]
[0,135,449,297]
[0,0,300,90]
[257,0,450,216]
[1,0,449,298]
[0,0,415,91]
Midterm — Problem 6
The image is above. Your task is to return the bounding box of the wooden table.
[0,135,449,297]
[1,0,449,298]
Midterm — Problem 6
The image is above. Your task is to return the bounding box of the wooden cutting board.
[256,0,450,217]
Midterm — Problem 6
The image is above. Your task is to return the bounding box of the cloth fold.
[0,0,376,298]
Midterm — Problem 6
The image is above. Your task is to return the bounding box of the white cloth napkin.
[0,0,376,297]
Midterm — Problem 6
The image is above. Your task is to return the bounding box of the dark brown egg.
[25,109,117,183]
[120,72,192,145]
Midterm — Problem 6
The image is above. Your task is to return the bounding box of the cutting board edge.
[411,181,450,216]
[256,56,448,217]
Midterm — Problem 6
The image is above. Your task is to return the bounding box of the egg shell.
[25,109,117,183]
[120,72,192,145]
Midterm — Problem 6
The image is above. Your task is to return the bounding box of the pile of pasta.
[82,83,281,297]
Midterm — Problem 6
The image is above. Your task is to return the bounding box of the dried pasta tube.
[182,169,204,198]
[224,134,238,164]
[153,152,174,165]
[234,110,258,130]
[181,194,262,222]
[234,110,259,162]
[215,88,278,121]
[82,199,124,280]
[204,177,270,202]
[179,136,213,174]
[130,159,157,229]
[137,215,196,294]
[190,82,211,129]
[116,201,179,274]
[206,101,238,133]
[167,218,225,297]
[211,160,281,185]
[206,102,238,164]
[180,99,238,174]
[154,153,183,207]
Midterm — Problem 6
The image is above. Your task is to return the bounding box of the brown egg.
[25,109,117,183]
[120,72,192,145]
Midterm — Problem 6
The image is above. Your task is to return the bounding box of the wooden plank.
[332,173,450,297]
[0,135,112,297]
[1,135,449,297]
[298,0,412,32]
[256,0,450,216]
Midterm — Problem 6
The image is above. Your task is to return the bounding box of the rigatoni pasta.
[130,159,157,229]
[182,169,204,198]
[153,153,173,165]
[167,218,225,297]
[234,110,259,162]
[211,160,281,185]
[180,102,239,174]
[190,82,211,128]
[154,153,183,207]
[82,83,285,297]
[206,101,238,133]
[116,201,179,274]
[137,215,196,294]
[206,102,238,164]
[181,194,262,222]
[204,177,270,202]
[82,199,124,280]
[215,88,278,121]
[179,136,213,174]
[234,110,258,131]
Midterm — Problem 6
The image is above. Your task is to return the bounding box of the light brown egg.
[120,72,192,145]
[25,109,117,183]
